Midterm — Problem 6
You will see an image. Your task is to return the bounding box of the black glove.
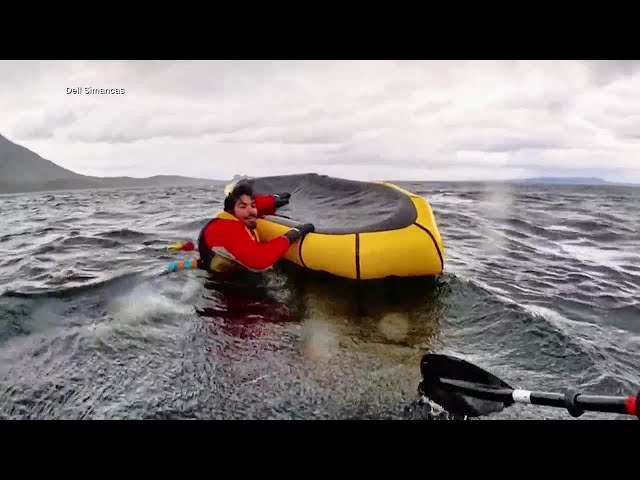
[284,223,314,243]
[273,192,291,209]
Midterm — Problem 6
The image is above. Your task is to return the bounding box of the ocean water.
[0,181,638,420]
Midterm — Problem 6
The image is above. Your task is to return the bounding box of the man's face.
[233,194,258,229]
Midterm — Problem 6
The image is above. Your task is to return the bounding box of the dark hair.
[224,182,255,212]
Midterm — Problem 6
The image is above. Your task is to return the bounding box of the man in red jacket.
[169,182,314,273]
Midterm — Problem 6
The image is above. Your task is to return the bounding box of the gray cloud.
[1,60,640,183]
[12,110,78,140]
[614,118,640,139]
[586,60,640,85]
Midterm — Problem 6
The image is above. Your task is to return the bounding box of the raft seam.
[413,222,444,273]
[355,233,361,280]
[298,235,307,268]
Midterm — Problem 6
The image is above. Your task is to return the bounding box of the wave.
[0,271,151,299]
[1,181,638,419]
[98,229,150,241]
[440,273,637,393]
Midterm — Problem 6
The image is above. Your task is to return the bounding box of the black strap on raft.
[197,218,218,271]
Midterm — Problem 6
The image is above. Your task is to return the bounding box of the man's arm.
[205,221,298,271]
[254,192,291,217]
[254,195,277,217]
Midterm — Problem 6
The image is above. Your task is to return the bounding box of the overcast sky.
[1,60,639,182]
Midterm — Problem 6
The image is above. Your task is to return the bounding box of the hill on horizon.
[507,176,638,187]
[2,133,638,194]
[0,133,218,194]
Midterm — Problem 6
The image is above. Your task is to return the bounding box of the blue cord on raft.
[166,257,198,272]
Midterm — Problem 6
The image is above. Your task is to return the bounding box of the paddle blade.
[419,353,515,417]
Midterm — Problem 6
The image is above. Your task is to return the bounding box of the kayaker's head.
[224,182,258,229]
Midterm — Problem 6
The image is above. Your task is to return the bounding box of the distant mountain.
[0,133,217,194]
[508,176,638,187]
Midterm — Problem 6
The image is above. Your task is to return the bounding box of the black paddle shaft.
[438,377,640,418]
[420,353,640,419]
[527,390,638,417]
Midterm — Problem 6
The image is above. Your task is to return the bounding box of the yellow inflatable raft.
[230,173,445,280]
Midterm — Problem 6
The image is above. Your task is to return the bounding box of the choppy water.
[0,181,638,420]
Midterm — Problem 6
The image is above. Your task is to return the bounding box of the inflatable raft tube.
[229,173,445,280]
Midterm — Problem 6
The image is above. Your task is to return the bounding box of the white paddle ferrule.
[512,389,532,404]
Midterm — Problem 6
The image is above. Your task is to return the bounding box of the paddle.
[418,353,640,419]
